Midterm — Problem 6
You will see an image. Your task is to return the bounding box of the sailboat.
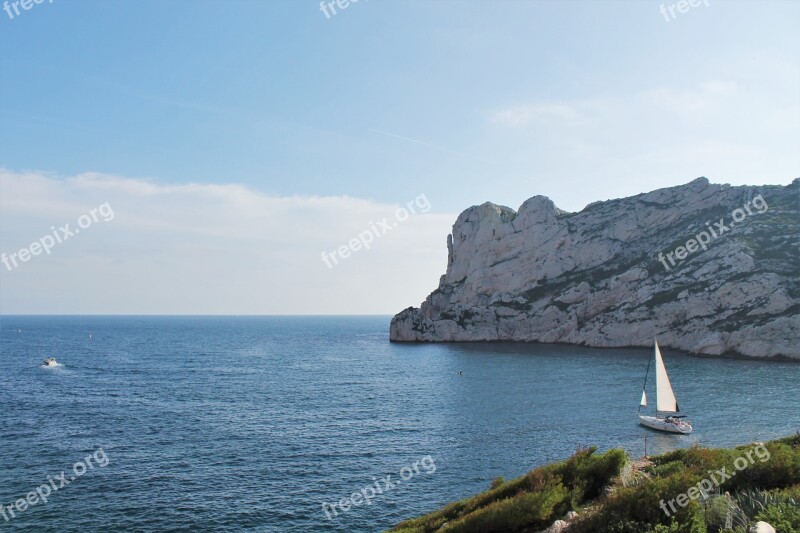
[638,339,692,434]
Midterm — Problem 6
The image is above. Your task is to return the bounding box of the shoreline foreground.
[388,433,800,533]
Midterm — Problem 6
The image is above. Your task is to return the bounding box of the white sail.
[640,390,647,407]
[654,340,678,412]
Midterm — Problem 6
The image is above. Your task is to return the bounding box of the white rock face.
[750,522,776,533]
[390,178,800,359]
[540,519,569,533]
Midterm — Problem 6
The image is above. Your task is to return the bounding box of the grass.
[386,434,800,533]
[388,446,626,533]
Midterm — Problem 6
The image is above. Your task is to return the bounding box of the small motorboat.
[42,357,59,367]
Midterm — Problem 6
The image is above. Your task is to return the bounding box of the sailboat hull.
[638,415,692,434]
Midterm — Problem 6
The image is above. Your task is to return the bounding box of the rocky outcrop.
[390,178,800,359]
[751,523,776,533]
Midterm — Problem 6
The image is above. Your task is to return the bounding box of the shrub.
[389,435,800,533]
[779,484,800,502]
[571,470,706,532]
[755,502,800,533]
[776,432,800,449]
[556,447,628,507]
[652,461,686,478]
[441,482,569,533]
[704,494,743,532]
[652,449,689,466]
[728,443,800,491]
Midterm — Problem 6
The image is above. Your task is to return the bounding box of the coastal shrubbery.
[388,447,626,533]
[387,434,800,533]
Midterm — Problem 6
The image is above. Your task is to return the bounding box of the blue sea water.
[0,316,798,532]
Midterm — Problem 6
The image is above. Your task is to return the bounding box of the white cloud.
[0,169,455,315]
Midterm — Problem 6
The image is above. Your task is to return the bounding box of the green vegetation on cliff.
[388,434,800,533]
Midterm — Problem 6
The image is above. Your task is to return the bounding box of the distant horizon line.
[0,314,395,317]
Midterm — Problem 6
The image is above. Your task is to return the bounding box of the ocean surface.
[0,316,798,532]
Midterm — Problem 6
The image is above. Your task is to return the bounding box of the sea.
[0,316,797,532]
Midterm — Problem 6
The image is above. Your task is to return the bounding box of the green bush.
[389,448,625,533]
[572,470,706,532]
[440,482,569,533]
[776,432,800,449]
[704,495,743,532]
[651,461,686,478]
[728,443,800,492]
[779,485,800,502]
[388,435,800,533]
[652,449,689,466]
[556,447,628,506]
[755,502,800,533]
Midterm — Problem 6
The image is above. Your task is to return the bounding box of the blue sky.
[1,0,798,314]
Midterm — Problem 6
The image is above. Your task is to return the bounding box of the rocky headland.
[390,178,800,359]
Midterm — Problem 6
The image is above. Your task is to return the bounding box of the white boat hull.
[638,415,692,434]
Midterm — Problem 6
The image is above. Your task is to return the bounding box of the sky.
[1,0,798,314]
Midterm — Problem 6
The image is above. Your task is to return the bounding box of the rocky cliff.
[390,178,800,359]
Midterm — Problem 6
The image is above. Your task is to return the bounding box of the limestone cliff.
[390,178,800,359]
